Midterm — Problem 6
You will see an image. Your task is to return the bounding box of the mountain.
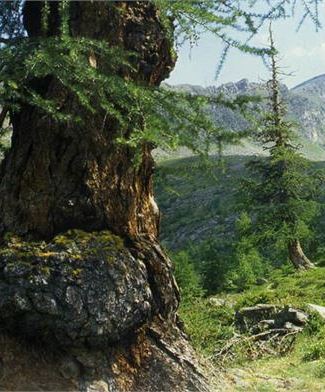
[164,75,325,156]
[292,74,325,96]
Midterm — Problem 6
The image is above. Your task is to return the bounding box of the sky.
[167,4,325,89]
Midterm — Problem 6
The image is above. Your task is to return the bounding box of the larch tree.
[244,29,321,271]
[0,1,322,390]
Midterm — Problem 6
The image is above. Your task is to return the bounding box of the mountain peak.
[291,74,325,92]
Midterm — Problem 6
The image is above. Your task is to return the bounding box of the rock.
[208,296,234,308]
[282,322,303,332]
[0,230,153,348]
[308,303,325,320]
[235,304,279,332]
[236,304,308,333]
[257,319,275,331]
[274,307,308,328]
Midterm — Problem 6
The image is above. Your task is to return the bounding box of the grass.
[233,266,325,310]
[179,267,325,390]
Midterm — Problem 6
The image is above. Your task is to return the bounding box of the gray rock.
[274,307,308,328]
[308,303,325,320]
[258,319,275,331]
[235,304,279,332]
[208,297,234,308]
[282,322,303,332]
[236,304,308,333]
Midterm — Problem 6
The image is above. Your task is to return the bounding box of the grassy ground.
[156,154,325,389]
[179,267,325,390]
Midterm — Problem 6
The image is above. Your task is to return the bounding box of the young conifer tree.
[244,28,320,270]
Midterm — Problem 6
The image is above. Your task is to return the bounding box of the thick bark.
[0,2,209,390]
[288,239,315,270]
[0,1,174,241]
[0,0,178,317]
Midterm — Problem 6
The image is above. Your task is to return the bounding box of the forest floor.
[215,359,325,391]
[178,267,325,391]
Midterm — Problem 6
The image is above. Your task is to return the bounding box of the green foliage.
[187,238,234,294]
[156,0,323,76]
[301,341,325,362]
[226,213,268,291]
[0,0,24,39]
[0,1,322,159]
[171,222,268,295]
[172,250,204,300]
[178,297,234,357]
[0,1,266,160]
[241,39,323,265]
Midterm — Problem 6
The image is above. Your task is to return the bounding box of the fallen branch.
[213,328,300,364]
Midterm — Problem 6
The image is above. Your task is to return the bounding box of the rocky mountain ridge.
[166,74,325,145]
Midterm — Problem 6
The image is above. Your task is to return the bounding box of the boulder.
[235,304,279,332]
[208,296,235,308]
[235,304,308,333]
[274,307,308,328]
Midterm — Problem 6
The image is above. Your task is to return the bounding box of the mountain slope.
[165,74,325,154]
[156,155,325,252]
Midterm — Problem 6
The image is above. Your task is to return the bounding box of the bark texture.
[288,239,315,270]
[0,1,173,241]
[0,0,179,323]
[0,2,209,390]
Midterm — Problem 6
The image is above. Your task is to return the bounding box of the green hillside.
[156,155,325,390]
[183,267,325,391]
[156,155,246,250]
[156,154,325,293]
[156,155,325,250]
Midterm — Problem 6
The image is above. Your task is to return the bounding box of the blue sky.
[167,3,325,89]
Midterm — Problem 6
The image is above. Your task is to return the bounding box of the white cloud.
[289,43,325,60]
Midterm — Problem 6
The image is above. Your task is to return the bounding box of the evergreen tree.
[228,212,267,290]
[243,29,322,270]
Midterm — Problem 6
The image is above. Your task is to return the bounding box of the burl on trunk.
[0,2,209,391]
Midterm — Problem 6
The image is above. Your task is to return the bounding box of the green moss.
[53,229,124,252]
[0,229,126,268]
[71,268,83,277]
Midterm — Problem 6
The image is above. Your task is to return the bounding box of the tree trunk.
[288,239,315,270]
[1,0,174,241]
[0,2,209,391]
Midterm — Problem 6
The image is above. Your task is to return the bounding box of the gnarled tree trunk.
[288,239,315,270]
[0,2,209,391]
